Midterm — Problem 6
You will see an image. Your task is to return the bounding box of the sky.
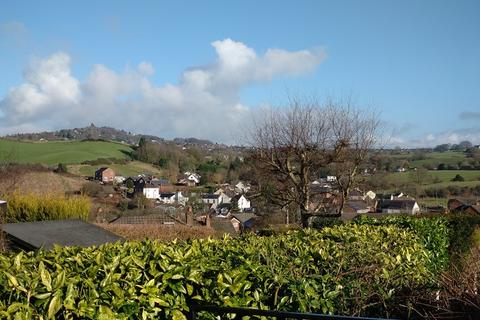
[0,0,479,147]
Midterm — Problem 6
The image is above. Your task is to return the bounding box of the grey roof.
[2,220,123,251]
[202,194,221,199]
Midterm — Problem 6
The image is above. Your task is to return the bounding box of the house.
[95,167,115,183]
[218,192,232,204]
[231,194,251,211]
[230,213,257,233]
[114,176,126,184]
[124,176,147,196]
[448,199,480,215]
[202,194,222,207]
[159,193,176,204]
[149,178,171,191]
[364,190,376,200]
[175,192,189,205]
[143,183,160,199]
[235,181,250,194]
[178,172,201,186]
[376,199,420,215]
[2,220,122,251]
[345,201,371,214]
[348,189,364,201]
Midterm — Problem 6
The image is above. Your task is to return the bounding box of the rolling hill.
[0,139,133,165]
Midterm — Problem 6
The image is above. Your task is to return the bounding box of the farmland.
[0,139,132,165]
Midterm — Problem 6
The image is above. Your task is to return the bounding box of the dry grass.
[0,170,84,195]
[97,223,219,241]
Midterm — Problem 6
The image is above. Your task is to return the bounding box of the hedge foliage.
[0,224,435,319]
[2,193,90,223]
[354,215,451,275]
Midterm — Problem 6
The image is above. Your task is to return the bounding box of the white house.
[235,181,250,194]
[175,192,189,205]
[159,193,176,204]
[184,172,201,184]
[377,199,420,215]
[143,184,159,199]
[218,192,231,204]
[232,195,251,211]
[202,194,222,207]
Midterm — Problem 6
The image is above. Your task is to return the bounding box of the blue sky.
[1,0,479,146]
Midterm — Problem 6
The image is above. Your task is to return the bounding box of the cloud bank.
[0,39,326,143]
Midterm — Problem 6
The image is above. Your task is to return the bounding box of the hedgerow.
[0,224,435,319]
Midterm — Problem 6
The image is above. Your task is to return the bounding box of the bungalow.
[348,189,364,201]
[95,167,115,183]
[376,199,420,215]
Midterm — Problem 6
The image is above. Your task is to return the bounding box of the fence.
[187,304,391,320]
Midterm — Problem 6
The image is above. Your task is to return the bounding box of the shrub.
[80,181,103,197]
[0,225,435,319]
[354,215,450,274]
[55,163,68,173]
[2,192,90,222]
[451,174,465,182]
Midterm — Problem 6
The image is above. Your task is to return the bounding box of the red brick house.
[95,167,115,183]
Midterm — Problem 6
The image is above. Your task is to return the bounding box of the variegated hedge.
[0,224,440,319]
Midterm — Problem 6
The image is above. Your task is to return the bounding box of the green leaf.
[47,295,62,319]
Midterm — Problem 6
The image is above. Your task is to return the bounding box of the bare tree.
[249,96,379,227]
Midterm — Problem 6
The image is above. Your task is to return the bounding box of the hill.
[3,124,163,145]
[0,139,132,165]
[3,124,217,147]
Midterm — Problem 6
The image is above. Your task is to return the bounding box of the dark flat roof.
[2,219,123,251]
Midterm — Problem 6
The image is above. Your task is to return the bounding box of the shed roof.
[2,220,123,251]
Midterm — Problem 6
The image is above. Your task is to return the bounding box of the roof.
[202,194,221,199]
[210,217,237,235]
[2,220,123,251]
[95,167,110,173]
[347,201,369,211]
[231,213,256,224]
[159,193,175,198]
[377,199,417,210]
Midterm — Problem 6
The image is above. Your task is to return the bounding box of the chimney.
[206,212,211,228]
[186,206,193,226]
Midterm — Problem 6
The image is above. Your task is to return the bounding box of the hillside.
[3,124,218,147]
[0,139,132,165]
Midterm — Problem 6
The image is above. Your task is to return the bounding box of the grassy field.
[0,139,132,165]
[410,151,468,167]
[68,161,163,177]
[387,170,480,184]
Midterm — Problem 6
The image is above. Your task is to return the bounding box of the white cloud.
[388,128,480,148]
[0,39,326,143]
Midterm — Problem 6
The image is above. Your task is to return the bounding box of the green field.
[388,170,480,184]
[0,139,132,165]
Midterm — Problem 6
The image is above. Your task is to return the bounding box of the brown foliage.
[97,223,218,241]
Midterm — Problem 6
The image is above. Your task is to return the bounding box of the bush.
[2,192,90,222]
[0,225,435,318]
[354,215,450,275]
[451,174,465,182]
[80,181,103,197]
[55,163,68,173]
